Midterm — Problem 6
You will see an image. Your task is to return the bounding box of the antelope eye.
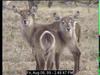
[62,21,65,25]
[24,20,27,24]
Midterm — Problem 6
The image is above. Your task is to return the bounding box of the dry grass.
[3,1,98,75]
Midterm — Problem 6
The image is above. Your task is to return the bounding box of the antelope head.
[3,5,36,28]
[59,16,76,39]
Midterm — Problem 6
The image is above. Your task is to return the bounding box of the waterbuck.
[4,5,81,74]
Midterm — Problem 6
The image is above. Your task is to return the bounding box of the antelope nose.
[67,28,70,31]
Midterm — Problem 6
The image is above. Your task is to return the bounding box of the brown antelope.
[4,5,81,74]
[3,5,56,70]
[28,15,81,73]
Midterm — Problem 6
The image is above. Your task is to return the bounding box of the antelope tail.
[40,30,55,56]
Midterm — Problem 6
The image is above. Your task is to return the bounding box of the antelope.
[4,5,81,74]
[3,5,56,70]
[27,15,81,73]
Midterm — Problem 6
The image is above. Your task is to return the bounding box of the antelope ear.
[11,5,21,14]
[53,12,61,21]
[29,6,37,15]
[27,10,32,15]
[73,11,80,19]
[3,5,21,15]
[73,21,78,27]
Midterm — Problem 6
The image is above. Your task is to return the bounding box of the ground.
[3,1,98,75]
